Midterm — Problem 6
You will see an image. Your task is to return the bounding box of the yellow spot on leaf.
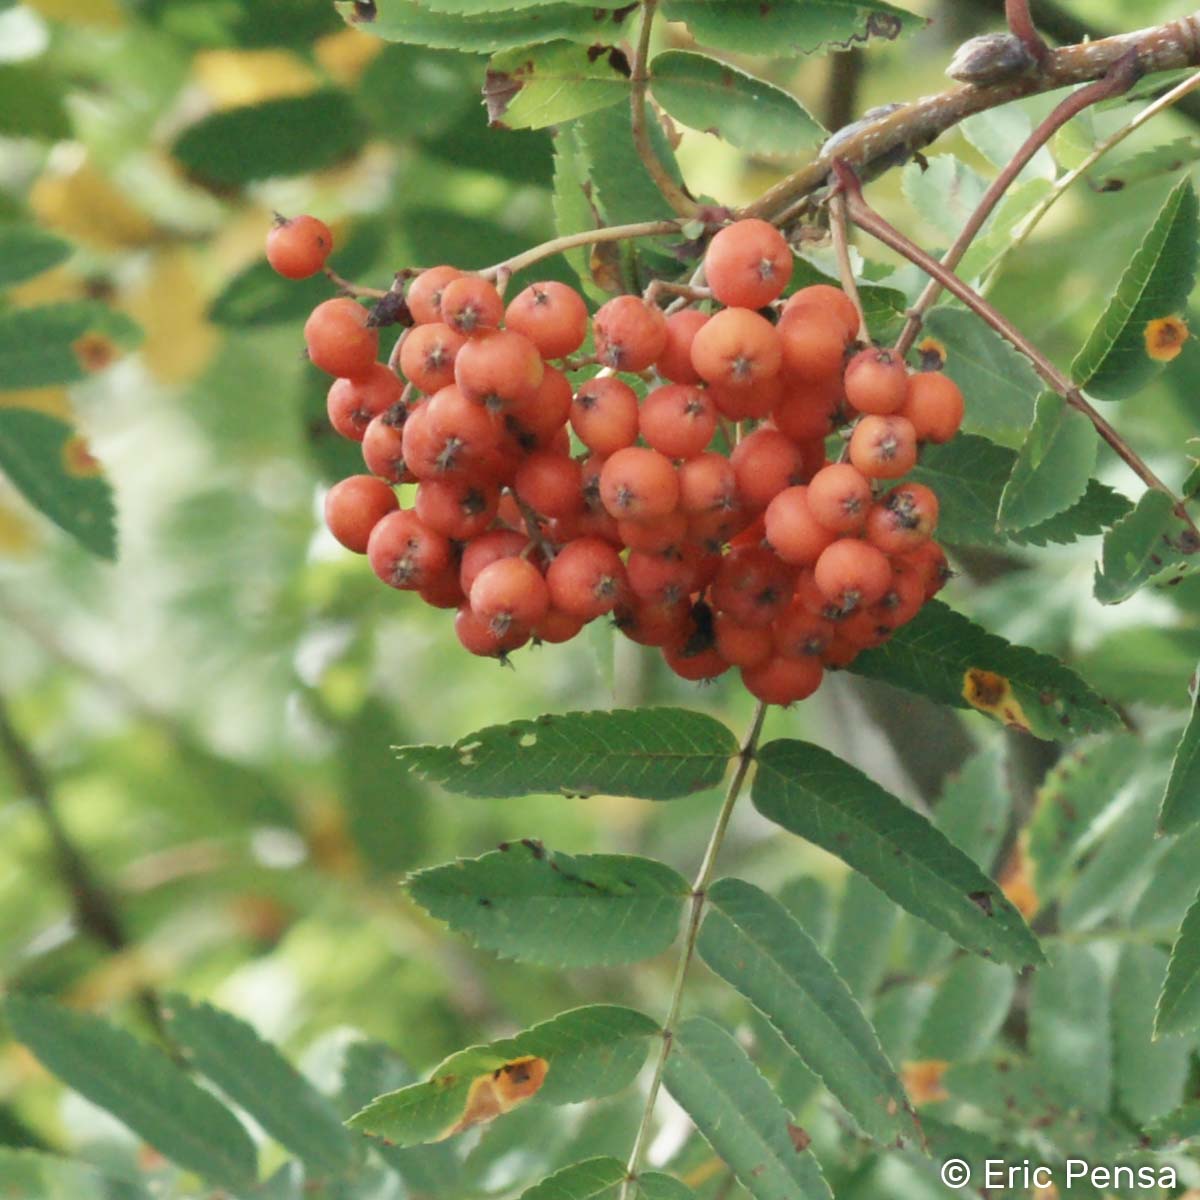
[62,435,103,478]
[1145,315,1189,362]
[445,1056,549,1138]
[998,835,1039,921]
[962,668,1031,732]
[901,1059,948,1106]
[72,332,118,374]
[123,249,219,384]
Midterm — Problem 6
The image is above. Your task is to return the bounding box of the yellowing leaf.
[192,49,320,110]
[901,1059,948,1106]
[25,0,123,25]
[961,668,1031,732]
[1145,315,1189,362]
[315,28,384,86]
[998,836,1039,921]
[8,264,87,307]
[446,1056,548,1138]
[0,498,38,557]
[122,249,219,384]
[0,388,73,420]
[30,161,158,250]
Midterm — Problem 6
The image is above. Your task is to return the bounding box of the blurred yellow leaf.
[123,249,220,384]
[315,28,383,87]
[8,264,88,307]
[25,0,124,25]
[192,49,319,110]
[0,388,74,420]
[30,160,158,250]
[0,497,38,557]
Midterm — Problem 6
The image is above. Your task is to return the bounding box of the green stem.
[619,701,768,1200]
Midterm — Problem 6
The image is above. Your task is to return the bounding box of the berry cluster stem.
[828,191,870,345]
[619,701,768,1200]
[833,162,1199,533]
[480,220,685,281]
[894,49,1142,357]
[323,266,388,299]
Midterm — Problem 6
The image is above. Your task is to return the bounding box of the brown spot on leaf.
[1145,315,1189,362]
[998,836,1039,920]
[349,0,376,20]
[445,1056,548,1139]
[73,332,118,373]
[968,890,994,917]
[963,668,1031,732]
[866,12,903,39]
[608,46,631,77]
[62,435,103,478]
[787,1123,811,1152]
[483,68,526,128]
[901,1059,948,1106]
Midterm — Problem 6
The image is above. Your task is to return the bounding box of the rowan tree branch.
[832,161,1199,535]
[743,12,1200,222]
[1006,0,1051,65]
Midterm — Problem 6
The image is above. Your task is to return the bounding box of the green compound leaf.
[4,995,257,1192]
[348,1005,658,1146]
[1073,178,1199,400]
[551,123,605,301]
[663,1017,832,1200]
[164,996,358,1176]
[337,1,635,50]
[407,844,689,967]
[921,308,1040,449]
[752,740,1045,967]
[172,90,368,187]
[1094,489,1200,605]
[0,301,141,390]
[484,41,631,130]
[1158,889,1200,1037]
[0,226,71,288]
[638,1174,697,1200]
[517,1158,626,1200]
[1027,734,1140,898]
[1147,1100,1200,1147]
[660,1,922,57]
[997,392,1098,532]
[909,434,1129,550]
[848,600,1121,741]
[0,409,117,560]
[697,878,918,1146]
[1114,945,1192,1124]
[916,957,1014,1062]
[1161,671,1200,835]
[396,708,737,800]
[649,51,824,157]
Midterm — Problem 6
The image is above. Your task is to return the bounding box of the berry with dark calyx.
[806,462,873,534]
[455,329,544,413]
[865,482,939,554]
[327,363,404,441]
[514,451,584,519]
[593,295,668,371]
[469,556,550,637]
[705,219,793,310]
[848,414,919,479]
[505,281,588,359]
[690,307,782,391]
[367,508,452,590]
[772,603,835,659]
[599,446,680,521]
[900,370,965,443]
[711,546,794,628]
[454,603,530,658]
[439,275,505,337]
[781,284,859,342]
[843,346,908,415]
[763,486,837,567]
[663,641,730,682]
[814,538,893,613]
[618,510,688,554]
[415,478,499,541]
[267,214,333,280]
[640,384,717,460]
[415,384,502,477]
[571,376,640,456]
[408,265,464,325]
[305,298,379,379]
[742,654,823,705]
[324,475,398,553]
[657,309,709,384]
[615,596,690,647]
[872,561,925,629]
[730,428,806,511]
[626,547,701,605]
[547,536,628,619]
[362,405,413,483]
[399,322,466,393]
[903,539,952,599]
[678,452,738,516]
[459,528,530,595]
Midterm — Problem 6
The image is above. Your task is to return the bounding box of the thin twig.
[323,266,388,299]
[620,702,768,1200]
[828,191,870,344]
[983,66,1200,293]
[509,489,558,562]
[895,50,1142,357]
[630,1,700,220]
[480,220,685,281]
[833,161,1199,534]
[741,13,1200,223]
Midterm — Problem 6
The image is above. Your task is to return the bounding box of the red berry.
[848,414,919,479]
[709,374,781,421]
[627,547,701,605]
[408,265,464,325]
[599,447,680,521]
[771,379,841,441]
[367,508,451,589]
[844,347,908,416]
[419,566,467,610]
[470,556,550,635]
[872,561,925,629]
[324,475,398,553]
[640,384,717,460]
[415,478,499,541]
[763,486,837,567]
[657,309,709,384]
[410,384,501,477]
[508,364,573,446]
[678,452,738,516]
[505,282,588,359]
[615,597,690,647]
[593,296,668,371]
[742,655,823,705]
[705,219,793,309]
[327,363,404,441]
[713,612,773,669]
[617,511,688,554]
[515,452,584,519]
[865,483,939,554]
[778,312,848,383]
[439,275,505,337]
[730,428,806,511]
[454,603,529,657]
[266,214,333,280]
[362,407,413,483]
[781,285,859,342]
[900,371,965,443]
[533,608,586,644]
[901,540,952,599]
[772,603,836,659]
[460,528,530,595]
[571,376,640,456]
[711,546,793,628]
[305,298,379,379]
[455,329,544,414]
[806,463,873,534]
[546,536,628,619]
[690,307,782,390]
[399,323,467,394]
[814,538,893,613]
[663,642,730,682]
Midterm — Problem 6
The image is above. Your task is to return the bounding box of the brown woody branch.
[743,13,1200,222]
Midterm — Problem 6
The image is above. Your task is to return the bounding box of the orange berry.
[814,538,893,613]
[593,296,668,371]
[764,486,838,567]
[324,475,398,553]
[408,265,464,325]
[848,414,919,479]
[806,463,873,534]
[741,655,823,705]
[658,309,709,384]
[599,446,680,521]
[640,384,717,460]
[865,483,939,554]
[781,284,859,341]
[901,371,965,443]
[705,219,793,309]
[505,281,588,359]
[844,347,909,415]
[305,298,379,379]
[778,312,849,383]
[267,214,333,280]
[690,307,782,390]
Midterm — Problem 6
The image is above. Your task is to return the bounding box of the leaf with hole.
[396,708,737,800]
[407,843,689,967]
[753,740,1044,966]
[483,41,632,130]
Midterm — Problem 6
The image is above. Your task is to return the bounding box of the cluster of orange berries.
[268,214,963,705]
